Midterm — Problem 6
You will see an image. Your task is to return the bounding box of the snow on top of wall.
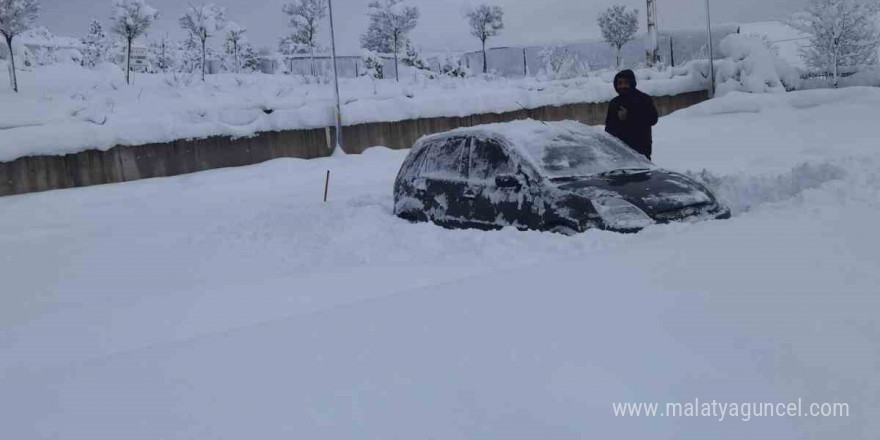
[715,33,801,97]
[0,63,707,162]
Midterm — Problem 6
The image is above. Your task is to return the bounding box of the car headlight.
[592,198,655,231]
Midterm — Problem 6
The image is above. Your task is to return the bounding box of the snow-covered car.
[393,119,731,234]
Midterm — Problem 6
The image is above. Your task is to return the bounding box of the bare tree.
[0,0,40,92]
[224,21,245,73]
[597,4,639,68]
[466,4,504,74]
[179,3,227,82]
[281,0,327,76]
[360,0,419,82]
[111,0,159,85]
[790,0,880,87]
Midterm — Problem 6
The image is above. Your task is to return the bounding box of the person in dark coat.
[605,69,659,160]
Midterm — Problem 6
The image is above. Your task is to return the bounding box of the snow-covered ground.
[1,86,878,439]
[0,61,705,162]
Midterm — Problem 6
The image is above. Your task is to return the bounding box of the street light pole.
[705,0,716,98]
[328,0,345,155]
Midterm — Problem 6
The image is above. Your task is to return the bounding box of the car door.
[468,137,538,229]
[418,136,472,226]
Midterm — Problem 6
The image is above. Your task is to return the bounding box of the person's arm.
[632,95,659,127]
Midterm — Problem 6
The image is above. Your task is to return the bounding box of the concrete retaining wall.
[0,90,707,197]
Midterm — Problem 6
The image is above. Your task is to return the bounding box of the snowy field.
[0,61,704,161]
[2,86,880,439]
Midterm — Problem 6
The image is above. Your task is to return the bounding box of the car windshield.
[522,129,653,179]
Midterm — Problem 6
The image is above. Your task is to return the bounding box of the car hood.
[554,169,716,214]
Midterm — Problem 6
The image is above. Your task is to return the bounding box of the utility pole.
[328,0,345,155]
[705,0,716,97]
[646,0,660,66]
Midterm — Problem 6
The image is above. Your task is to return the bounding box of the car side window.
[469,138,515,182]
[404,145,431,180]
[421,137,469,180]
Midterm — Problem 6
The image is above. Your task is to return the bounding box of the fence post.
[523,48,528,77]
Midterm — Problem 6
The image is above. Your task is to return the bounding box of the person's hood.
[614,69,638,94]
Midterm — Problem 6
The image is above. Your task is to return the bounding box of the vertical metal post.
[646,0,659,66]
[705,0,716,98]
[328,0,345,154]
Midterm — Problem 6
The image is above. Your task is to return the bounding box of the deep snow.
[1,87,879,439]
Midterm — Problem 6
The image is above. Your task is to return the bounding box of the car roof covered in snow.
[415,119,654,177]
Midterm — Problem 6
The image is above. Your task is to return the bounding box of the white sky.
[40,0,805,54]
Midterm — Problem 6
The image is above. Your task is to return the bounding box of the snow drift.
[715,34,801,96]
[2,87,880,440]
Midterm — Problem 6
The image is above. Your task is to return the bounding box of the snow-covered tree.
[179,3,226,81]
[466,4,504,74]
[223,21,246,73]
[281,0,327,76]
[110,0,159,85]
[360,50,384,79]
[178,34,203,73]
[0,0,40,92]
[597,4,639,68]
[81,20,110,68]
[400,40,426,69]
[440,54,469,78]
[790,0,880,87]
[148,32,175,72]
[237,41,259,72]
[360,0,419,81]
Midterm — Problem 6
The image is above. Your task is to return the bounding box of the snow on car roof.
[417,119,653,177]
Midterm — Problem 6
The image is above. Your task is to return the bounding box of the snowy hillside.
[2,87,879,439]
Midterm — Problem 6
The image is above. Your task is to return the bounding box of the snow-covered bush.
[537,46,590,81]
[715,34,801,96]
[440,55,469,78]
[147,35,175,73]
[400,41,425,69]
[360,51,384,79]
[50,48,83,65]
[81,20,111,68]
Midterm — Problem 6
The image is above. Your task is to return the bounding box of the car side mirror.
[495,174,522,189]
